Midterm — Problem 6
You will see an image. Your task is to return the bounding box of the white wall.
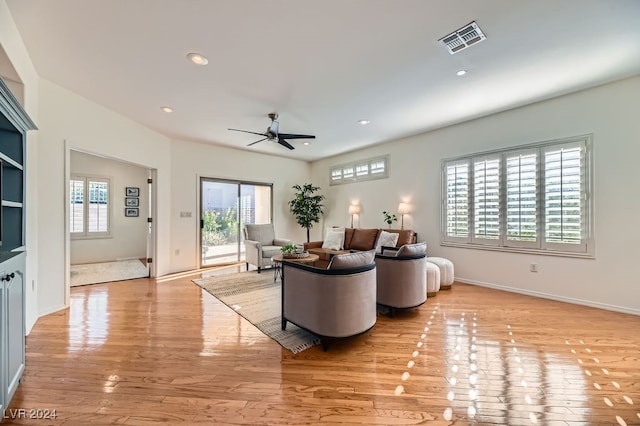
[70,150,148,264]
[37,79,172,316]
[1,0,40,332]
[169,139,310,273]
[311,76,640,315]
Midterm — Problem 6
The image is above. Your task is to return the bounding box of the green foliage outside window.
[202,208,239,246]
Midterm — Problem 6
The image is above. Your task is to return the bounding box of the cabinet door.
[5,254,25,403]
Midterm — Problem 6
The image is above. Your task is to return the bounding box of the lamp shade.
[348,204,361,215]
[398,202,411,215]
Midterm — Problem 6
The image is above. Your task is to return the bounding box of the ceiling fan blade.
[229,128,268,137]
[278,133,315,140]
[246,137,268,146]
[278,137,295,150]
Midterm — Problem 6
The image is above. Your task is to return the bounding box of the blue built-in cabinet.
[0,77,36,418]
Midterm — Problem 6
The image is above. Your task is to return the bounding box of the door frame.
[64,142,157,304]
[198,176,273,269]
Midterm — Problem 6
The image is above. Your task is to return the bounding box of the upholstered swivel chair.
[243,223,291,273]
[281,250,377,351]
[375,242,427,317]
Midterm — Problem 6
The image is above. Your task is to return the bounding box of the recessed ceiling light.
[456,70,467,76]
[358,119,370,125]
[160,106,173,113]
[187,52,209,65]
[303,141,310,146]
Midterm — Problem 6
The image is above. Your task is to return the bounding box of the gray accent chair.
[243,223,291,273]
[375,242,427,317]
[281,250,377,351]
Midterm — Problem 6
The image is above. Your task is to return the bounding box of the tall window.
[442,135,592,256]
[70,176,110,237]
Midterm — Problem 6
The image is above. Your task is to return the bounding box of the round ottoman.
[426,261,441,297]
[426,257,454,290]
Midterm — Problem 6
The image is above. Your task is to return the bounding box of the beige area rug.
[192,272,321,354]
[70,259,149,286]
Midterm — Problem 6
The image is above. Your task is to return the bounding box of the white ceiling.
[6,0,640,161]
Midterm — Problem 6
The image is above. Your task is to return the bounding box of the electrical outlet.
[530,263,538,273]
[179,211,192,218]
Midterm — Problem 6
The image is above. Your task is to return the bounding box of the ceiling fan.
[228,113,315,150]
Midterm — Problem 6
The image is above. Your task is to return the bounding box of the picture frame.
[126,187,140,197]
[125,208,139,217]
[125,197,139,207]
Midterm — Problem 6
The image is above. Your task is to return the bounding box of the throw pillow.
[328,249,376,269]
[375,230,399,253]
[322,227,345,250]
[395,242,427,257]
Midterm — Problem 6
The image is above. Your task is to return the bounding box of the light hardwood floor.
[6,266,640,425]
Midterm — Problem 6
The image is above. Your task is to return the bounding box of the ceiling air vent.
[439,21,486,54]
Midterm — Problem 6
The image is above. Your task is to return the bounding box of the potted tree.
[288,183,325,242]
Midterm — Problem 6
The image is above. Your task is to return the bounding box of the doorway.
[200,178,272,267]
[67,149,154,286]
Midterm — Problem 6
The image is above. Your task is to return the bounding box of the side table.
[271,253,320,282]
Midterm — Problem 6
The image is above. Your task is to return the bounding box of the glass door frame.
[198,177,273,268]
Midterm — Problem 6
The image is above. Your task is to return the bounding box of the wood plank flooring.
[5,266,640,425]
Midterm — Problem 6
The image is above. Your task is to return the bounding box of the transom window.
[70,176,111,237]
[442,135,593,257]
[330,155,389,185]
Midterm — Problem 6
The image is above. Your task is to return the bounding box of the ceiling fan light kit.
[228,113,315,150]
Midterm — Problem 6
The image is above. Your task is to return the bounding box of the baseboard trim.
[38,303,68,318]
[457,278,640,316]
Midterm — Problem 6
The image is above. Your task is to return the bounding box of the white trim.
[457,278,640,316]
[442,241,595,259]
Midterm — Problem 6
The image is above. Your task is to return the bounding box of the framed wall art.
[125,197,139,207]
[126,187,140,197]
[125,208,139,217]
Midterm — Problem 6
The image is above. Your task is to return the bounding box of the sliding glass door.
[200,178,272,267]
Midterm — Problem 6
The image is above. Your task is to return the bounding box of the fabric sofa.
[304,227,417,268]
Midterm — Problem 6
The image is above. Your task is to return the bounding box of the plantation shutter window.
[69,179,84,234]
[330,155,389,185]
[342,166,354,179]
[70,176,111,238]
[441,135,592,257]
[472,156,501,244]
[356,163,369,177]
[542,141,587,253]
[505,149,539,248]
[88,180,109,233]
[444,159,470,242]
[370,159,385,175]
